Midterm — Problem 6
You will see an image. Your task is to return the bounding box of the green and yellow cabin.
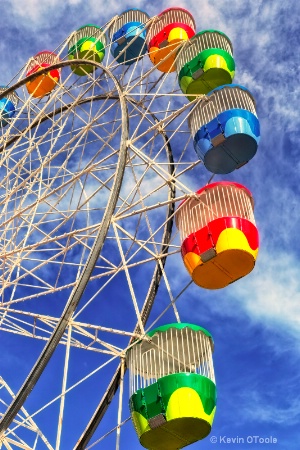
[176,30,235,101]
[127,323,216,449]
[26,51,61,98]
[146,8,196,73]
[0,86,19,127]
[175,182,259,289]
[68,25,107,76]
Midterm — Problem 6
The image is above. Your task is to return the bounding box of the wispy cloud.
[227,251,300,339]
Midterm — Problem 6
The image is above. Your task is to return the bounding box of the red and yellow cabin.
[146,7,195,73]
[26,51,60,98]
[176,182,259,289]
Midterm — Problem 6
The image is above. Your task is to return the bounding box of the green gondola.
[177,30,235,101]
[127,323,217,449]
[68,24,106,76]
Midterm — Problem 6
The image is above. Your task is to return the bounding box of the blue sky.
[0,1,299,449]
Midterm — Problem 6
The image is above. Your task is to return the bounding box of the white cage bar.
[26,51,60,74]
[176,183,256,242]
[108,9,150,39]
[146,8,196,44]
[68,25,107,50]
[176,31,233,72]
[127,325,215,397]
[188,85,257,137]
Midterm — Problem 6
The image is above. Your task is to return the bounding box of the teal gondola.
[109,9,150,65]
[0,86,19,127]
[188,84,260,174]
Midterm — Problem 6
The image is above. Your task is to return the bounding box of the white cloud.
[227,251,300,340]
[9,0,65,24]
[240,385,300,426]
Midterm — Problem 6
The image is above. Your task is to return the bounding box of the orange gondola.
[176,182,259,289]
[146,7,195,73]
[26,51,60,98]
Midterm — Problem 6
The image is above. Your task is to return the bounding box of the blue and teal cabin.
[0,86,19,127]
[176,30,235,101]
[68,24,107,76]
[127,323,216,449]
[109,9,150,65]
[188,84,260,174]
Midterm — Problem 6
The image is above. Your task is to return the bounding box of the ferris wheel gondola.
[189,84,260,173]
[25,51,61,98]
[176,30,235,101]
[147,7,196,72]
[109,9,150,65]
[68,24,106,75]
[176,182,259,289]
[0,86,19,126]
[127,323,216,449]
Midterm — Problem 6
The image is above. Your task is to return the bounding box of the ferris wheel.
[0,8,260,450]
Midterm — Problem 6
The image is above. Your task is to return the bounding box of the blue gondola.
[109,9,149,65]
[188,84,260,174]
[0,86,19,127]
